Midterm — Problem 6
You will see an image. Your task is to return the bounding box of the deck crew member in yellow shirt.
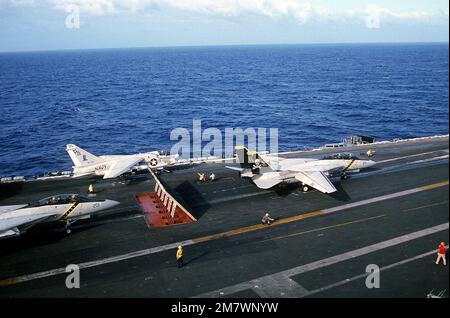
[176,245,184,268]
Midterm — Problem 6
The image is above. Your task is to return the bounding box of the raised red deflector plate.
[136,170,197,228]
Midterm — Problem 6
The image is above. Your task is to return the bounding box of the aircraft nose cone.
[367,160,376,167]
[104,199,120,209]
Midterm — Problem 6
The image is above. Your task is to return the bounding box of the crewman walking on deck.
[176,245,184,268]
[209,173,216,182]
[436,242,446,266]
[88,184,95,194]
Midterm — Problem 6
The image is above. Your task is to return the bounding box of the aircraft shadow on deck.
[173,181,211,220]
[327,182,351,202]
[0,222,102,256]
[272,181,351,201]
[273,183,302,197]
[103,174,154,189]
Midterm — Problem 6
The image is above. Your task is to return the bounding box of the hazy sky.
[0,0,448,52]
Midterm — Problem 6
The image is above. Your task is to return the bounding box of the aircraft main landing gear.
[302,185,309,192]
[65,219,77,235]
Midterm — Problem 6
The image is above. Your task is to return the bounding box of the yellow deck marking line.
[403,201,448,212]
[420,180,449,190]
[0,180,448,287]
[192,210,324,243]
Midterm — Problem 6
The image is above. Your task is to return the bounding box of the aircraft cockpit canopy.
[35,194,90,206]
[322,153,360,160]
[158,150,171,156]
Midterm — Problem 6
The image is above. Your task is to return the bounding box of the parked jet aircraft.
[227,146,376,193]
[0,194,119,239]
[66,144,179,179]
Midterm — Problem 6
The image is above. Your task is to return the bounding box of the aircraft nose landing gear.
[341,173,350,180]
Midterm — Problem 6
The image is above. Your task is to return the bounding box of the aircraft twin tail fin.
[235,146,278,171]
[235,146,256,169]
[66,144,101,167]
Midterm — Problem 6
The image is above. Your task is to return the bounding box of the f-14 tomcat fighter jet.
[66,144,179,179]
[227,146,376,194]
[0,194,119,238]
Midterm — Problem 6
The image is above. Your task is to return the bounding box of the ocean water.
[0,43,448,177]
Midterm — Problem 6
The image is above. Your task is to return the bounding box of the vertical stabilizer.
[235,146,272,175]
[235,146,255,168]
[66,144,101,167]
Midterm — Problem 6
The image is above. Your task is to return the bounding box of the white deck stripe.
[252,275,309,298]
[406,155,449,165]
[322,188,422,214]
[3,239,195,285]
[301,245,449,297]
[376,150,448,164]
[195,223,449,297]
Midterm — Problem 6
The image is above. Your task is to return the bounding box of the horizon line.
[0,40,448,55]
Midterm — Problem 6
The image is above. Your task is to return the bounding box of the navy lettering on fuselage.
[94,164,108,171]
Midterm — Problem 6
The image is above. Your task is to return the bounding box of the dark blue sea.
[0,43,448,177]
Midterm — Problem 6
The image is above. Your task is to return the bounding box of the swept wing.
[0,212,57,237]
[103,157,142,179]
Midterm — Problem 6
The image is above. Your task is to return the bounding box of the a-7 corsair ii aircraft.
[0,194,119,239]
[227,146,376,194]
[66,144,179,179]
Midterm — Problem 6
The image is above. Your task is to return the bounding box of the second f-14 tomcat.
[227,146,376,193]
[0,194,119,239]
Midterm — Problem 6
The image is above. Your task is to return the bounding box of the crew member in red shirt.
[436,242,446,266]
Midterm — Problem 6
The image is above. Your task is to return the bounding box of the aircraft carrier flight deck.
[0,135,448,298]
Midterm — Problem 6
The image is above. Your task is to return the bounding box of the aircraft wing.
[294,171,337,194]
[103,157,142,179]
[0,205,28,214]
[0,212,57,235]
[253,177,283,189]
